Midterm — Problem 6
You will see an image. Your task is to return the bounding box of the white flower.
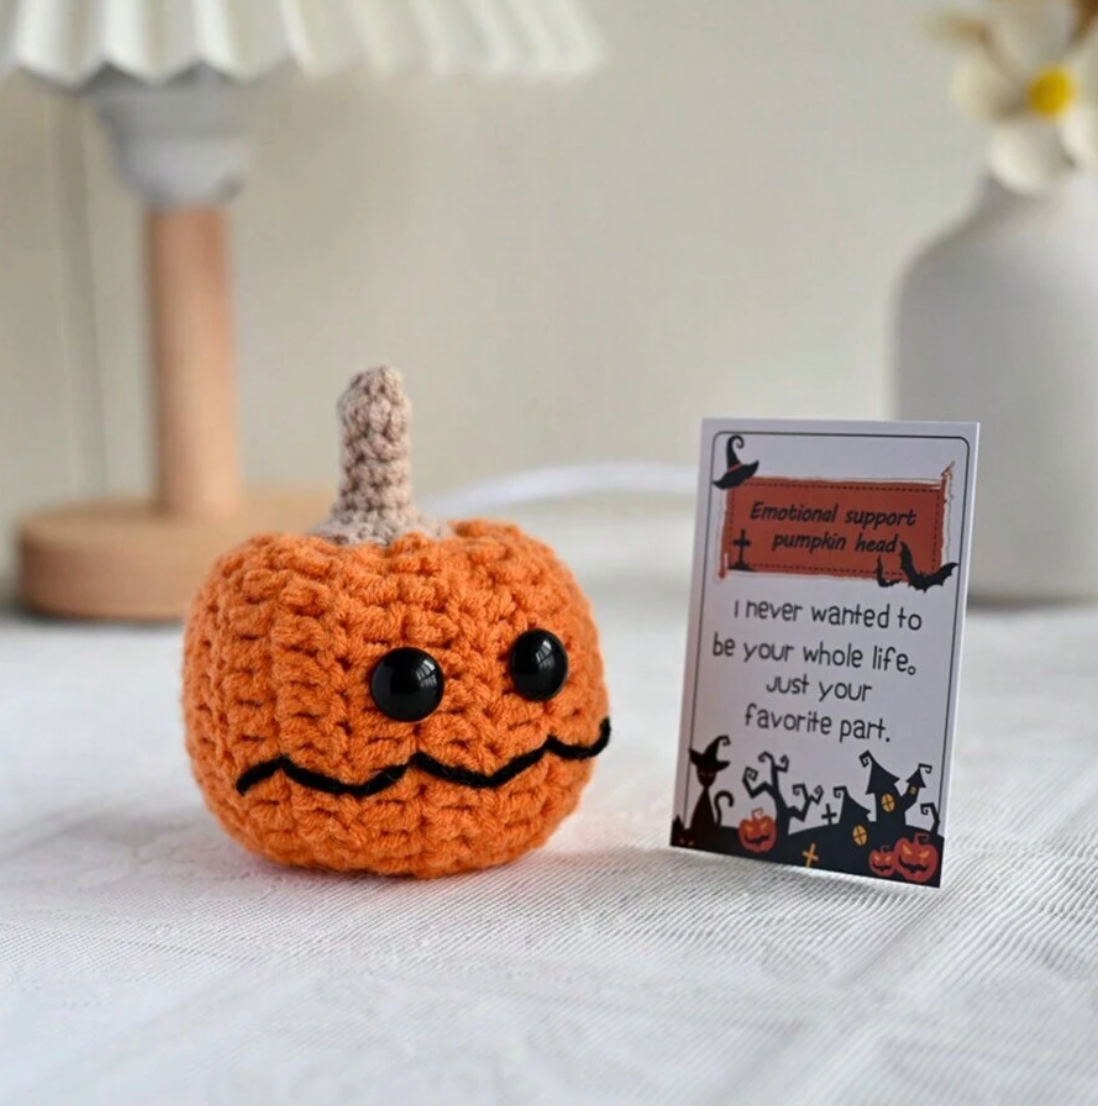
[946,0,1098,192]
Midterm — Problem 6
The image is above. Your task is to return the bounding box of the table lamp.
[0,0,605,620]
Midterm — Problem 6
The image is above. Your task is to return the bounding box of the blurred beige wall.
[1,0,980,580]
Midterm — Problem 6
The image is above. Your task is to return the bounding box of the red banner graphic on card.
[718,469,952,582]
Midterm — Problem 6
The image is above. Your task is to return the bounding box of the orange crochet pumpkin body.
[184,521,609,877]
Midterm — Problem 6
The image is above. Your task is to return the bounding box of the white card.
[671,420,978,886]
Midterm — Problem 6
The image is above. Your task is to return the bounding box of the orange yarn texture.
[183,521,609,878]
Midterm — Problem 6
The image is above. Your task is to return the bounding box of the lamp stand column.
[149,206,240,518]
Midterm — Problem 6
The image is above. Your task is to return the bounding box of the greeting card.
[672,421,978,886]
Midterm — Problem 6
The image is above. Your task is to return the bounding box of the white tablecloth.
[3,509,1098,1105]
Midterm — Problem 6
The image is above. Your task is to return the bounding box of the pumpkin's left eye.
[509,629,569,702]
[370,648,445,722]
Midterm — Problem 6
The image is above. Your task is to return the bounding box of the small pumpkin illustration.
[183,368,610,878]
[868,846,895,878]
[893,832,939,884]
[737,808,777,853]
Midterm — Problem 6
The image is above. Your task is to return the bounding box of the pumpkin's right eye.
[509,630,569,702]
[370,648,445,722]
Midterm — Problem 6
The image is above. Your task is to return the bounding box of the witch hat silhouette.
[690,735,731,780]
[713,435,760,490]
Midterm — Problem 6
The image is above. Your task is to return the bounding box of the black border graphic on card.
[671,746,943,884]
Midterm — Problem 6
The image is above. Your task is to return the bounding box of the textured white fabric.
[2,509,1098,1105]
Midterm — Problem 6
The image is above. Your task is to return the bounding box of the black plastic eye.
[370,648,444,722]
[509,629,569,702]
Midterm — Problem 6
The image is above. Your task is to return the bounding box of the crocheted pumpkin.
[183,368,610,877]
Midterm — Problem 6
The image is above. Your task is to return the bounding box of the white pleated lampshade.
[0,0,606,86]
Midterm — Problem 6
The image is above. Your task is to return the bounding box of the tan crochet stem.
[311,367,449,546]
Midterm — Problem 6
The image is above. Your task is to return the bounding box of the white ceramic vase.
[896,175,1098,602]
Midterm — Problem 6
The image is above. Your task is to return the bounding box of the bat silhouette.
[899,542,958,592]
[875,556,900,589]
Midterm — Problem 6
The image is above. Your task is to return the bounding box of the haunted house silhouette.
[672,746,944,885]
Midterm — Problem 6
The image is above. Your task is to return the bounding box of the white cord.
[420,461,697,517]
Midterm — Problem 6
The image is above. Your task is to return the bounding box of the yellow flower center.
[1028,67,1076,117]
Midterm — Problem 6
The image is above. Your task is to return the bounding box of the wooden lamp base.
[19,489,330,621]
[16,204,336,621]
[14,207,320,623]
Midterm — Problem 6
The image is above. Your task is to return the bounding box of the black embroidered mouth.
[235,717,611,798]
